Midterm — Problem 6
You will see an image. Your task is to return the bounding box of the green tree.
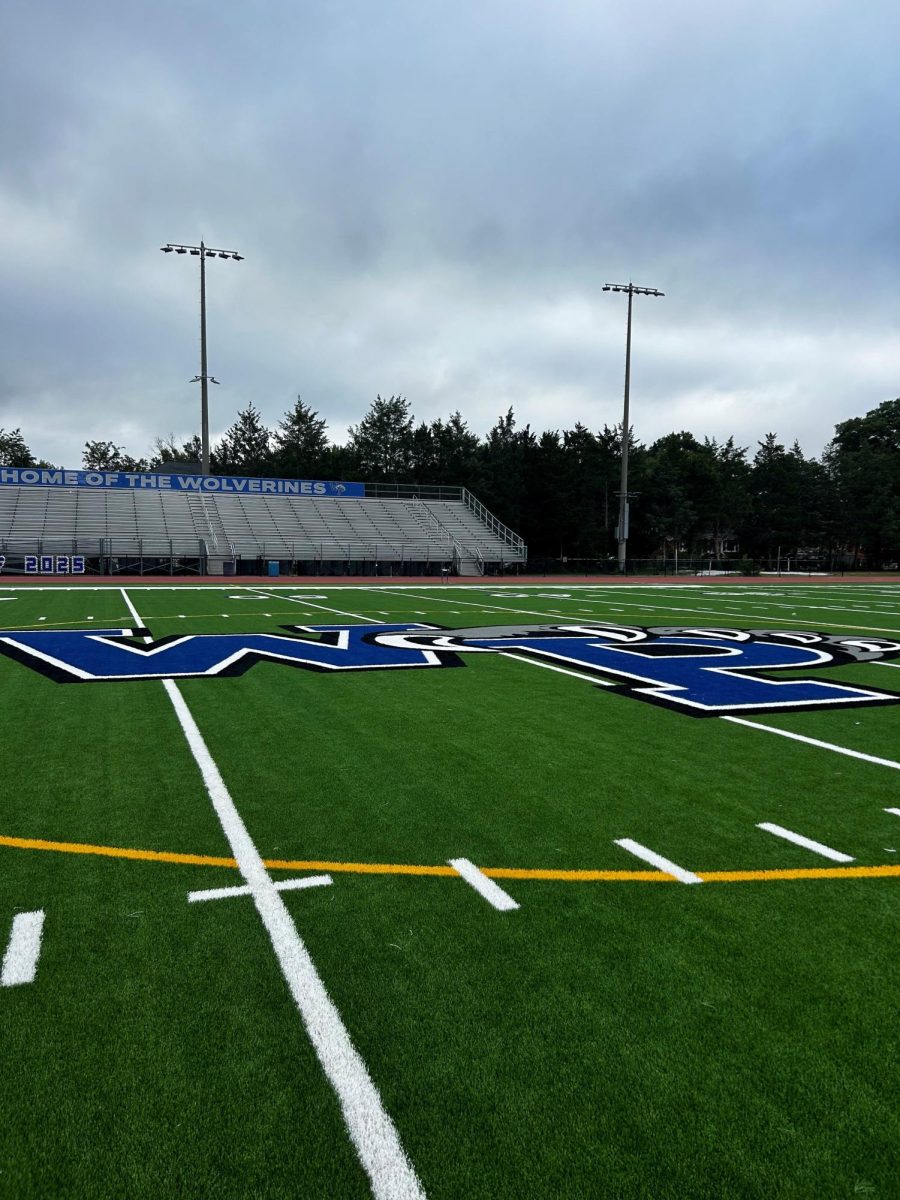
[272,397,329,479]
[704,437,751,557]
[642,432,710,553]
[479,408,536,531]
[746,434,830,559]
[430,412,482,487]
[524,429,569,556]
[558,423,607,557]
[346,394,415,480]
[0,428,37,467]
[215,404,273,476]
[640,432,752,558]
[149,434,202,470]
[409,421,437,484]
[82,440,148,471]
[824,398,900,564]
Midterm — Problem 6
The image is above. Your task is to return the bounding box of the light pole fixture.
[602,281,664,573]
[160,241,244,475]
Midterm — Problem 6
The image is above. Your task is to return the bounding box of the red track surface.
[2,573,895,587]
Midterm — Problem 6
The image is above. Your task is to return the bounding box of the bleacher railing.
[364,483,464,501]
[460,489,526,557]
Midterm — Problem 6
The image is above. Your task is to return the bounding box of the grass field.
[1,580,898,1198]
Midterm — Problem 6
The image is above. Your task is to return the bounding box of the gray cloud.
[2,0,899,469]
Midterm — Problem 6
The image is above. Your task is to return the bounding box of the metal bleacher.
[0,487,213,561]
[0,480,527,575]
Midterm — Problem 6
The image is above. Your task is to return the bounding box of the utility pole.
[602,282,664,572]
[160,241,244,475]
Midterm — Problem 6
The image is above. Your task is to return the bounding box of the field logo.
[1,622,899,717]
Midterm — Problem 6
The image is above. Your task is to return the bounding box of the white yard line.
[722,716,900,771]
[613,839,702,884]
[1,910,46,986]
[118,586,424,1199]
[119,586,145,628]
[609,599,900,637]
[498,652,614,686]
[756,823,854,863]
[373,586,900,638]
[249,588,374,623]
[271,874,333,893]
[164,678,424,1198]
[188,875,333,903]
[684,594,900,622]
[885,808,900,817]
[448,859,520,911]
[374,586,601,625]
[189,882,258,903]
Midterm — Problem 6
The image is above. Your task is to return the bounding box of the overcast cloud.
[2,0,899,468]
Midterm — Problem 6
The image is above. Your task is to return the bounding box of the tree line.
[2,393,899,565]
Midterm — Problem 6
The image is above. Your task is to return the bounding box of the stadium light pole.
[602,282,664,573]
[160,241,244,475]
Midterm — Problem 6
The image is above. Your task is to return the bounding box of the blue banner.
[0,467,363,498]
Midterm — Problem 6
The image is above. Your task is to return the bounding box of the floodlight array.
[160,238,244,476]
[160,243,244,261]
[602,283,664,297]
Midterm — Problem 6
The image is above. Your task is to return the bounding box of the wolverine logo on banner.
[1,622,899,717]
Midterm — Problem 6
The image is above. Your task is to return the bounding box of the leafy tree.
[272,397,329,478]
[82,440,148,471]
[549,424,603,557]
[215,404,273,476]
[0,427,37,467]
[745,434,831,559]
[642,432,709,552]
[149,434,202,470]
[824,398,900,564]
[479,407,536,531]
[317,442,364,482]
[430,412,482,487]
[346,394,415,480]
[638,432,752,558]
[703,437,751,557]
[524,430,569,555]
[409,421,438,484]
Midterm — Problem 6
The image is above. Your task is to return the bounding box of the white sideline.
[756,822,854,863]
[188,874,333,903]
[448,858,520,911]
[162,678,425,1198]
[886,808,900,817]
[119,587,424,1195]
[613,839,703,884]
[722,716,900,771]
[1,910,45,986]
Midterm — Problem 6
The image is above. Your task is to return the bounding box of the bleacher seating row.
[0,485,526,572]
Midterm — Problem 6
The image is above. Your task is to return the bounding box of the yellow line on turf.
[1,834,899,885]
[697,865,900,882]
[267,857,455,876]
[0,835,237,868]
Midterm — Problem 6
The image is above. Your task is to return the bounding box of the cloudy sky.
[2,0,899,470]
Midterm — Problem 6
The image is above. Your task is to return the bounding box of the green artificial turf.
[0,581,898,1197]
